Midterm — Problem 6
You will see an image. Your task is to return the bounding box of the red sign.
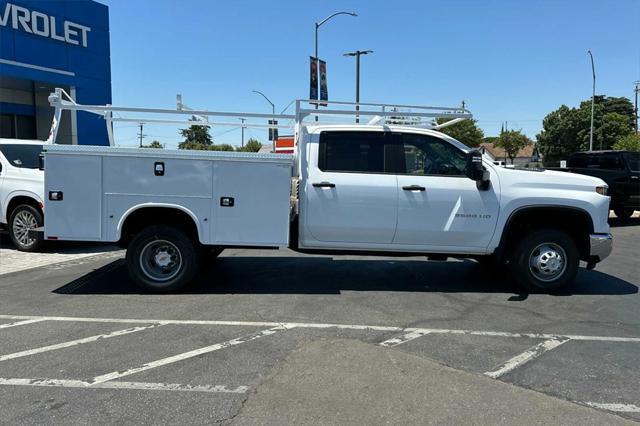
[275,135,295,154]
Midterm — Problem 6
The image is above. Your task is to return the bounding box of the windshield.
[624,152,640,172]
[0,144,44,169]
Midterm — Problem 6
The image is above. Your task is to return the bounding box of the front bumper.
[589,233,613,262]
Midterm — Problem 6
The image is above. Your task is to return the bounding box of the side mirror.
[466,150,491,190]
[465,150,484,181]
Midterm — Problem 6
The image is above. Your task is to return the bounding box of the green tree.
[210,144,235,151]
[495,129,532,164]
[595,113,633,150]
[236,138,262,152]
[178,119,213,150]
[614,133,640,151]
[537,96,634,165]
[483,136,499,145]
[436,118,485,147]
[141,140,163,149]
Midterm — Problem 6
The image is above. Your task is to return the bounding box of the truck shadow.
[608,216,640,228]
[53,256,638,297]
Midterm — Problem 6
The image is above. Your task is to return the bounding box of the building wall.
[0,0,111,145]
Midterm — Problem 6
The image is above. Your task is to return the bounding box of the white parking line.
[91,326,286,384]
[0,378,247,394]
[0,324,160,362]
[0,319,47,329]
[1,314,639,343]
[583,402,640,413]
[380,330,431,347]
[484,338,569,379]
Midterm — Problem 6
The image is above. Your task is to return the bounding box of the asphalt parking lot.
[0,217,638,424]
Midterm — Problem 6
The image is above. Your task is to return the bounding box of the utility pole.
[343,50,373,123]
[587,50,596,151]
[137,123,146,148]
[634,81,639,133]
[239,118,246,147]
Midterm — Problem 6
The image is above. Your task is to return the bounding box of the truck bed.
[43,145,293,247]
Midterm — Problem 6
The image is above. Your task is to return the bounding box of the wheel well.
[499,207,594,261]
[6,196,43,221]
[119,207,199,248]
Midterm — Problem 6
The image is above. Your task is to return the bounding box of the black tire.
[8,204,43,252]
[126,225,199,292]
[613,208,634,220]
[509,228,579,291]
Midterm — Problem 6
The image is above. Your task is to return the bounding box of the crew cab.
[40,92,613,292]
[565,150,639,219]
[0,139,45,251]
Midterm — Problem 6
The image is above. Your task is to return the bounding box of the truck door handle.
[402,185,426,191]
[312,181,336,188]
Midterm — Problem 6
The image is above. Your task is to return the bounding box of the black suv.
[567,150,639,219]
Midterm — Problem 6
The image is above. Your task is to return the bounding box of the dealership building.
[0,0,111,145]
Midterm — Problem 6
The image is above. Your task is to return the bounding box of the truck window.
[569,153,623,170]
[567,154,589,168]
[318,131,388,173]
[399,134,466,176]
[599,153,624,170]
[0,144,44,169]
[623,152,639,172]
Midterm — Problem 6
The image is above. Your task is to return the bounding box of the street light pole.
[252,90,275,143]
[634,81,639,134]
[314,11,357,121]
[344,50,373,123]
[588,50,596,151]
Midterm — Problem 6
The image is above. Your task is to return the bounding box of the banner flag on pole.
[319,59,328,106]
[309,56,318,102]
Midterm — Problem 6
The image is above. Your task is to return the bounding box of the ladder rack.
[47,88,473,146]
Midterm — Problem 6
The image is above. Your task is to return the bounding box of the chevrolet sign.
[0,2,91,47]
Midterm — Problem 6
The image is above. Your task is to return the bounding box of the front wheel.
[126,225,199,292]
[509,229,579,291]
[9,204,43,252]
[613,208,634,220]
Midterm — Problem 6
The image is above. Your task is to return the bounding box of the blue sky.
[101,0,640,148]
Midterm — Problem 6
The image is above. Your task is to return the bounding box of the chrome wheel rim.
[12,210,38,247]
[529,242,567,282]
[139,240,182,282]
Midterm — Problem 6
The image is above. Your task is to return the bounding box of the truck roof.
[304,124,471,152]
[571,150,635,155]
[0,138,47,145]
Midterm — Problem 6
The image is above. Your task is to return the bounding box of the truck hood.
[493,166,606,192]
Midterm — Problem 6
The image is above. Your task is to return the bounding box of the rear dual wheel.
[126,225,199,292]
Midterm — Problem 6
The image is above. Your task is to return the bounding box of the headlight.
[596,185,608,196]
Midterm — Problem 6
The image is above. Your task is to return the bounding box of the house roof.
[479,142,536,160]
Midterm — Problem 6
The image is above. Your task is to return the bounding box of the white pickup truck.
[0,139,46,251]
[41,92,612,292]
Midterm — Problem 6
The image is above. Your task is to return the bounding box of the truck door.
[622,152,640,207]
[302,130,398,245]
[0,155,5,219]
[393,133,499,249]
